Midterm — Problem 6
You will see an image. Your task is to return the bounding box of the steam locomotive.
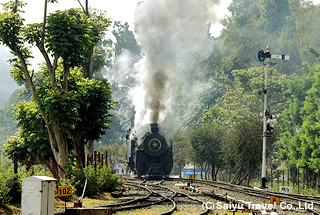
[126,123,173,179]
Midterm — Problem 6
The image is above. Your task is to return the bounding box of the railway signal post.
[258,46,289,189]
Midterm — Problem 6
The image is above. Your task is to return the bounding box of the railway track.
[181,178,317,214]
[96,181,174,213]
[86,176,319,214]
[118,177,255,214]
[97,179,209,214]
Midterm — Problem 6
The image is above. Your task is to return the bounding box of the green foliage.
[0,0,114,170]
[46,8,111,67]
[221,117,263,170]
[4,66,115,165]
[4,101,52,163]
[172,130,190,173]
[0,1,25,46]
[0,1,34,64]
[65,164,122,196]
[96,143,126,167]
[1,0,25,13]
[296,64,320,169]
[279,63,320,170]
[189,123,222,170]
[0,167,35,205]
[219,0,301,74]
[202,67,287,126]
[0,167,14,205]
[104,21,141,57]
[23,23,43,45]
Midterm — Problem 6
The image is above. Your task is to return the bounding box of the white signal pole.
[259,46,289,189]
[261,46,270,188]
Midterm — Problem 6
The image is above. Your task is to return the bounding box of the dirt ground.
[0,204,20,215]
[0,193,116,215]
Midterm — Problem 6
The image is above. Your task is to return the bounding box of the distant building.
[183,164,208,178]
[113,163,126,174]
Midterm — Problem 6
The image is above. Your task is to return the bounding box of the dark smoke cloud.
[134,0,220,123]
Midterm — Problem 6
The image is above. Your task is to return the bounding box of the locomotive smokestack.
[150,123,159,133]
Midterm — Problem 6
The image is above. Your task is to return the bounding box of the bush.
[0,164,122,205]
[65,164,122,197]
[0,167,34,205]
[0,167,14,205]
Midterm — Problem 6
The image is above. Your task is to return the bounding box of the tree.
[172,130,190,177]
[279,71,312,169]
[289,0,320,65]
[0,1,112,171]
[105,21,141,57]
[96,143,126,168]
[218,0,301,75]
[205,124,223,181]
[4,101,52,170]
[201,66,285,185]
[100,21,141,144]
[280,63,320,178]
[189,123,222,180]
[202,67,288,126]
[222,117,276,186]
[5,66,114,173]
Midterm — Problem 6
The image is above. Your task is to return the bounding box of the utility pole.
[258,46,289,189]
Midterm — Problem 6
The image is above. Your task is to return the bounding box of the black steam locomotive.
[126,123,173,179]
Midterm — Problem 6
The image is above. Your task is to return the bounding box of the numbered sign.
[270,197,280,205]
[188,175,195,180]
[57,186,72,197]
[279,186,293,194]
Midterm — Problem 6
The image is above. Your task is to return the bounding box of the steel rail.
[190,179,320,214]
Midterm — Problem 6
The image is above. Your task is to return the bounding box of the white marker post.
[258,46,289,189]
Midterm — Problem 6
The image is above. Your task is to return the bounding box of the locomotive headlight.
[149,139,162,152]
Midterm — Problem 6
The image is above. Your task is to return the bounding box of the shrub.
[0,166,54,205]
[0,167,14,205]
[0,167,34,205]
[65,164,122,197]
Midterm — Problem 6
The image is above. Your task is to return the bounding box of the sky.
[0,0,232,36]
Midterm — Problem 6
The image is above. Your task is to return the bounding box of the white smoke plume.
[133,0,220,125]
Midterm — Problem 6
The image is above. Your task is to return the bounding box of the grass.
[0,192,124,214]
[115,209,253,215]
[250,179,320,196]
[0,203,20,215]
